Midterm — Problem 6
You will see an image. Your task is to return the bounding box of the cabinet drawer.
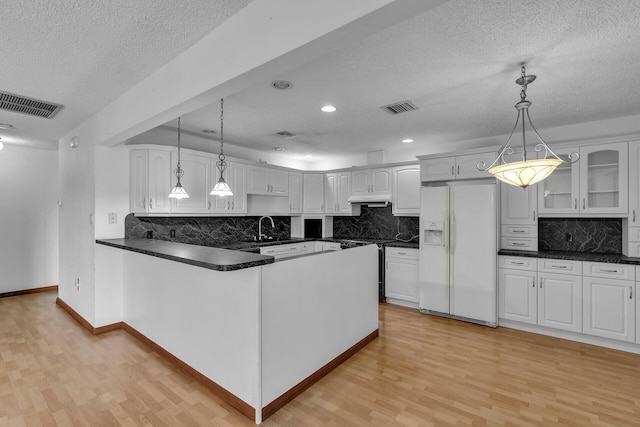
[583,262,635,281]
[501,225,537,238]
[501,237,537,251]
[498,256,537,271]
[386,247,419,260]
[538,259,582,275]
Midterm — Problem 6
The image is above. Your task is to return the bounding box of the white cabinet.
[211,161,247,215]
[420,151,496,182]
[498,257,538,324]
[582,262,635,343]
[288,172,303,214]
[637,267,640,344]
[247,165,289,196]
[537,260,583,333]
[385,247,419,307]
[260,242,313,260]
[392,165,420,216]
[130,149,172,214]
[500,183,537,251]
[626,141,640,256]
[351,168,392,197]
[172,152,211,214]
[303,173,324,214]
[325,171,355,215]
[538,142,628,216]
[499,257,582,333]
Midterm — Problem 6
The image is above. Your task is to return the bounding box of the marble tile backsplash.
[538,218,622,254]
[125,214,291,246]
[333,205,419,241]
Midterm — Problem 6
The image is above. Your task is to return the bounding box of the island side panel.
[122,250,262,411]
[260,244,379,407]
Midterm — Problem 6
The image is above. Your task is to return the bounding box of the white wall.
[0,144,58,293]
[95,145,129,239]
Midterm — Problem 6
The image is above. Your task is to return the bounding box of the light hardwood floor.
[1,291,639,426]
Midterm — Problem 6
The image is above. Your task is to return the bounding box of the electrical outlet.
[75,278,80,292]
[146,230,153,238]
[170,229,176,238]
[108,213,117,224]
[565,233,573,242]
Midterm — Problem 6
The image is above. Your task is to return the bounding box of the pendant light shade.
[478,65,578,188]
[210,98,233,197]
[169,116,189,199]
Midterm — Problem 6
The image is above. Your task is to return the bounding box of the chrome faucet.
[258,216,275,241]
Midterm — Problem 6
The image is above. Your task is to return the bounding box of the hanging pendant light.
[168,116,189,199]
[210,98,233,197]
[478,65,578,188]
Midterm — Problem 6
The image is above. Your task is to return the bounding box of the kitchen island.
[94,238,379,424]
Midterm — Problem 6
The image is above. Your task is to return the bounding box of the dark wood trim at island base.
[0,285,58,299]
[262,328,380,421]
[55,296,379,424]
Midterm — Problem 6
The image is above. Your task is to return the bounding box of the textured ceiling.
[2,0,640,169]
[0,0,253,149]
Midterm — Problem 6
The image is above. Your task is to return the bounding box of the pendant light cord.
[219,98,225,162]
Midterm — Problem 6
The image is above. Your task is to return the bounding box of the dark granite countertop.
[499,249,640,265]
[97,238,274,272]
[384,241,419,249]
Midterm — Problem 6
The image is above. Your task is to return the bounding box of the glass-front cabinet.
[538,142,628,216]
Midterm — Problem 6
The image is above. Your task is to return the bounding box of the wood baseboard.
[0,285,58,299]
[121,323,255,421]
[55,297,123,335]
[261,328,379,421]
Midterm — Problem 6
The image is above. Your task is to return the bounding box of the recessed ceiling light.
[0,123,14,130]
[305,154,313,158]
[202,129,217,134]
[272,80,293,90]
[321,105,336,113]
[272,147,284,151]
[402,138,414,143]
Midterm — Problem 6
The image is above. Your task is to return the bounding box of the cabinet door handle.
[232,201,234,210]
[512,230,526,233]
[551,265,568,269]
[598,269,619,273]
[451,165,455,176]
[532,278,535,288]
[397,252,407,255]
[583,198,586,210]
[149,198,153,209]
[630,286,633,300]
[574,198,578,209]
[539,277,542,288]
[142,198,146,209]
[511,242,526,246]
[208,200,211,210]
[457,165,460,176]
[533,210,536,221]
[634,210,636,223]
[510,261,525,265]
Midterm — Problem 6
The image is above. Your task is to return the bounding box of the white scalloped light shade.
[210,178,233,197]
[168,182,189,199]
[488,158,562,188]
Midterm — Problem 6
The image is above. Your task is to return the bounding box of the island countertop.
[97,238,274,272]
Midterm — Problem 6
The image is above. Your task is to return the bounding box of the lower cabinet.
[385,248,419,307]
[499,257,583,333]
[582,263,636,343]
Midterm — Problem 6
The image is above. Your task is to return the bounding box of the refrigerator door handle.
[449,210,454,255]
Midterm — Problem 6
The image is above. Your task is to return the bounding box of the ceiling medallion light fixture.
[271,80,293,90]
[321,105,336,113]
[168,116,189,199]
[477,65,578,188]
[272,146,284,151]
[210,98,233,197]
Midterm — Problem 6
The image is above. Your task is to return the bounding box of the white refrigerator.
[418,184,497,326]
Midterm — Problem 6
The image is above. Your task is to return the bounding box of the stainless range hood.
[347,193,392,207]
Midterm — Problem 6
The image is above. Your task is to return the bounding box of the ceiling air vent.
[380,100,418,115]
[274,131,296,138]
[0,90,63,119]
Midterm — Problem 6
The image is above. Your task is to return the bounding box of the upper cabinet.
[538,142,628,216]
[420,151,496,182]
[288,172,303,214]
[392,165,420,216]
[247,165,289,196]
[351,167,392,196]
[325,171,357,215]
[211,161,247,215]
[303,173,324,214]
[171,152,211,214]
[130,149,172,214]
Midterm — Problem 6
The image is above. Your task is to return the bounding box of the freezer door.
[449,184,497,323]
[419,186,450,313]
